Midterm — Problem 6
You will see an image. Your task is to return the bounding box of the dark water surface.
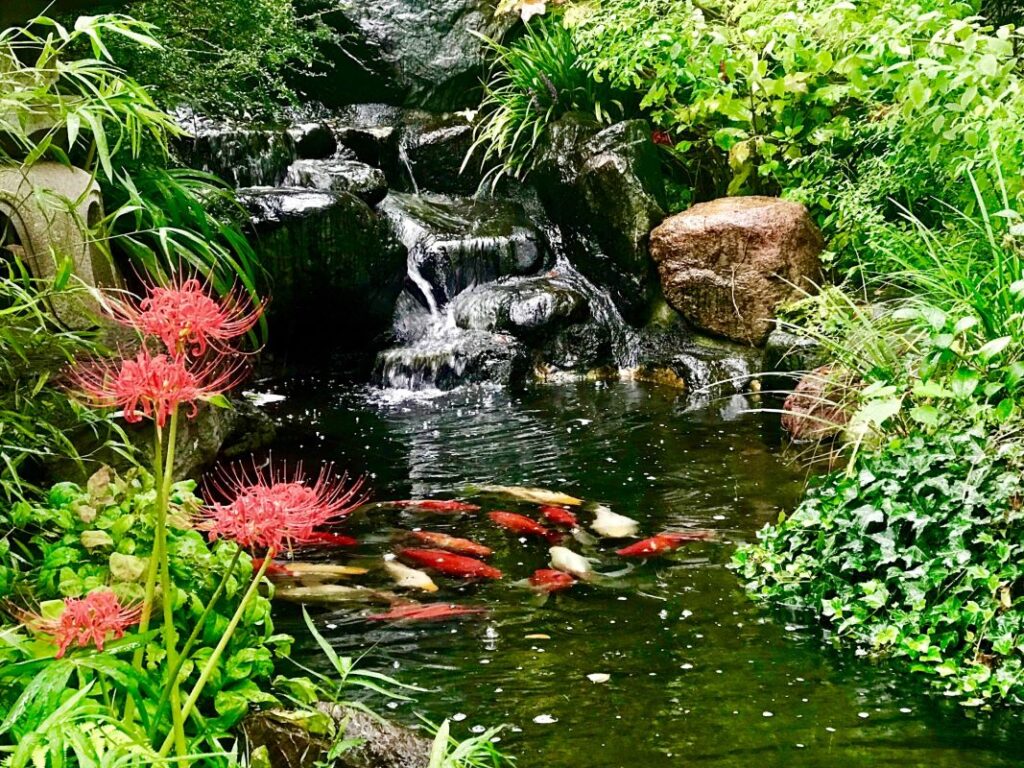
[255,373,1024,768]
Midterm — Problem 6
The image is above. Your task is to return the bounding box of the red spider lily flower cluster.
[27,591,142,658]
[68,277,262,426]
[108,278,262,357]
[651,130,674,147]
[68,348,245,427]
[201,461,368,553]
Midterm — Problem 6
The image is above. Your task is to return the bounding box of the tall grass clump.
[465,19,622,188]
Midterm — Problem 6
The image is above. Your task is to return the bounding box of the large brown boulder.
[649,196,823,345]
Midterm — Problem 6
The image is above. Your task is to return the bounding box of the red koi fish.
[489,511,562,544]
[302,531,359,547]
[616,531,717,558]
[251,557,295,578]
[539,506,578,528]
[365,602,487,622]
[399,548,503,580]
[409,530,493,558]
[529,569,576,593]
[397,500,481,513]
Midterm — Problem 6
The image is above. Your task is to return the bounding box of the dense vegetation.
[471,0,1024,705]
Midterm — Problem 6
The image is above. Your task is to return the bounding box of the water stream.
[253,374,1024,767]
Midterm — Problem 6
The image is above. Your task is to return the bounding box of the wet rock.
[397,111,479,194]
[243,705,431,768]
[533,116,666,322]
[763,327,828,394]
[378,192,548,310]
[328,104,403,169]
[650,196,824,346]
[375,327,528,389]
[320,703,432,768]
[576,120,666,313]
[239,187,406,349]
[175,115,296,187]
[287,122,338,159]
[304,0,509,111]
[449,276,587,338]
[781,365,851,442]
[283,159,388,205]
[538,322,613,373]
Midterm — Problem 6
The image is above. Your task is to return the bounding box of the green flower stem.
[124,424,167,723]
[149,546,243,740]
[157,551,274,758]
[156,408,187,757]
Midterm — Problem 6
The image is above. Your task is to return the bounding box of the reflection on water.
[255,375,1024,768]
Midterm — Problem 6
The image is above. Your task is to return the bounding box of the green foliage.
[99,0,330,118]
[0,266,123,501]
[559,0,1024,272]
[734,425,1024,704]
[0,14,179,177]
[466,19,622,187]
[0,469,291,750]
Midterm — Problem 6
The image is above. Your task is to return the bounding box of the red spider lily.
[202,461,368,553]
[108,277,263,357]
[651,130,674,147]
[24,591,141,658]
[67,348,245,427]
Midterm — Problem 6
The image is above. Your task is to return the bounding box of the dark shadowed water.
[254,373,1024,768]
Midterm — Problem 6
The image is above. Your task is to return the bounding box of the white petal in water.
[533,714,558,724]
[591,506,639,538]
[587,673,610,683]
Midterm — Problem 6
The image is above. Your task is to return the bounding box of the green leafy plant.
[465,18,622,188]
[734,424,1024,705]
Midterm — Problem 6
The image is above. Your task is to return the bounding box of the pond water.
[255,373,1024,767]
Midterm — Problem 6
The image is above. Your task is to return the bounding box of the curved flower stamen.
[67,348,246,427]
[24,591,142,658]
[108,277,263,357]
[201,461,369,553]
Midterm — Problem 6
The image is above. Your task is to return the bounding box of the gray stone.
[397,110,479,194]
[283,159,388,205]
[175,115,296,188]
[243,705,431,768]
[449,276,587,337]
[378,192,548,309]
[306,0,510,111]
[239,187,406,349]
[533,117,666,322]
[650,196,824,345]
[0,161,121,328]
[375,327,528,390]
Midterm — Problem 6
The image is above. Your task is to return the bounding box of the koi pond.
[254,374,1024,767]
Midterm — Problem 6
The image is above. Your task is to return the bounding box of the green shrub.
[567,0,1023,272]
[734,424,1024,704]
[466,19,622,188]
[99,0,330,118]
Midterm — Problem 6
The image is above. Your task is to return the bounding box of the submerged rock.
[283,159,388,204]
[378,192,548,310]
[239,187,406,349]
[375,327,528,390]
[650,196,824,345]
